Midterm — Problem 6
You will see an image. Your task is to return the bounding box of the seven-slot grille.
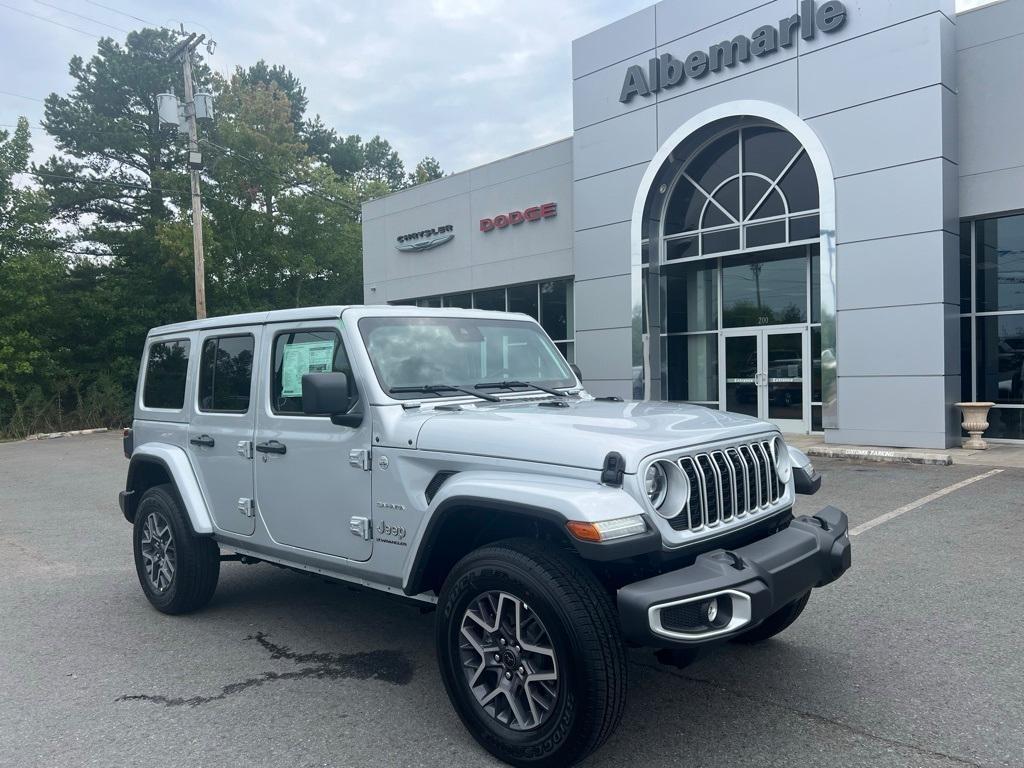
[671,440,784,532]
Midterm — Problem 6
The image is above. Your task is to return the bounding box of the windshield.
[357,315,576,399]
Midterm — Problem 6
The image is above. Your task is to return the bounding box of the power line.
[33,170,157,191]
[0,1,100,37]
[0,90,46,104]
[0,120,150,137]
[200,138,364,218]
[33,0,130,33]
[84,0,155,26]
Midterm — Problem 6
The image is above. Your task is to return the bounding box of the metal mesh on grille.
[425,471,457,503]
[659,602,708,632]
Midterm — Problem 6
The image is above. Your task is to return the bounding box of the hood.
[412,398,774,473]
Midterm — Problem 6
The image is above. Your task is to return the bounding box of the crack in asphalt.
[634,661,990,768]
[116,632,414,707]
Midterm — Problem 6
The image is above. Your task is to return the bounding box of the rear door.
[188,328,261,536]
[253,322,372,561]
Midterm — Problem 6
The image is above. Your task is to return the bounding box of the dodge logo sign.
[396,225,454,252]
[480,202,557,232]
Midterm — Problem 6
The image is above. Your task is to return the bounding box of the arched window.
[661,124,819,260]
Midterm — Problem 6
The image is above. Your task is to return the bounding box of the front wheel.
[436,539,626,768]
[132,484,220,615]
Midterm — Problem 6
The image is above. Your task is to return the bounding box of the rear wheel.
[734,591,810,644]
[132,484,220,614]
[436,539,626,767]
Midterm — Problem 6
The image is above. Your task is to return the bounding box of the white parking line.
[849,468,1004,536]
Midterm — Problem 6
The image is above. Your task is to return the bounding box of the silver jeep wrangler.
[119,305,850,767]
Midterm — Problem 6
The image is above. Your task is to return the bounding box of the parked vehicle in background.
[120,305,847,767]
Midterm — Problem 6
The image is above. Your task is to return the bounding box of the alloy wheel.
[458,590,559,731]
[139,510,176,593]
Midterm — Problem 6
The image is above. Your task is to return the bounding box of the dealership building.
[361,0,1024,448]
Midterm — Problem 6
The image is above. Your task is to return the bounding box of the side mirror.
[570,363,583,382]
[302,372,361,426]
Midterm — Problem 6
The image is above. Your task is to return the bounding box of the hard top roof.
[146,304,535,337]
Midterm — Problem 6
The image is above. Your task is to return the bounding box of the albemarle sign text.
[619,0,848,103]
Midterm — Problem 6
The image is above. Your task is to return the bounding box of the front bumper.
[618,506,851,647]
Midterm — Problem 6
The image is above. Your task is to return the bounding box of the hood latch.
[600,452,626,486]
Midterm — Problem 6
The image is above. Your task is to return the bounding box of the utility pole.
[170,32,209,319]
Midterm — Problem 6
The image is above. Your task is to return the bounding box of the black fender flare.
[402,495,661,596]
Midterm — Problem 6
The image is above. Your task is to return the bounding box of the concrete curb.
[806,445,953,466]
[25,427,111,441]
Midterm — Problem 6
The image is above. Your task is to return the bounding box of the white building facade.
[362,0,1024,448]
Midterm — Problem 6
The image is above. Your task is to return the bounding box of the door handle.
[255,440,287,455]
[189,434,215,447]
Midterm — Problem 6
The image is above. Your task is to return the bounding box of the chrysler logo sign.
[396,224,454,252]
[619,0,848,103]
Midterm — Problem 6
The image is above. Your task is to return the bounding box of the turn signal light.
[566,516,647,542]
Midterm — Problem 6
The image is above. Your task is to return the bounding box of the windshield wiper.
[475,380,570,397]
[388,384,501,403]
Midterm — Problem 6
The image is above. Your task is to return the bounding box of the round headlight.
[643,460,691,519]
[644,462,668,509]
[772,436,793,484]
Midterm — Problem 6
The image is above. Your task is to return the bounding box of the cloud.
[0,0,992,177]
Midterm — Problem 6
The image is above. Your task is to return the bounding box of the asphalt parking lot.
[1,432,1021,768]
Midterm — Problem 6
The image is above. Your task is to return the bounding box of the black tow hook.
[797,514,832,532]
[709,550,746,570]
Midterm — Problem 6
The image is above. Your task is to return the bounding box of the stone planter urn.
[955,402,995,450]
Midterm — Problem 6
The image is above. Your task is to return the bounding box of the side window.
[198,334,255,413]
[271,329,354,415]
[142,339,190,410]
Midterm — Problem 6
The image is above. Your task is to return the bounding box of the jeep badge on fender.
[119,304,848,767]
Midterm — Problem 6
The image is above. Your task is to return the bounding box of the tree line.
[0,28,442,438]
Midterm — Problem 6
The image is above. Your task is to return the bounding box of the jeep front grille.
[669,440,784,532]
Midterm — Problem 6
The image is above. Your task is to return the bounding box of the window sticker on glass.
[281,339,336,397]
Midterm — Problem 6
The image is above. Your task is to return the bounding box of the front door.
[253,322,373,562]
[722,328,808,433]
[188,328,261,536]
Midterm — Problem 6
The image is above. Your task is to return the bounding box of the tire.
[436,538,626,768]
[733,591,810,644]
[132,484,220,615]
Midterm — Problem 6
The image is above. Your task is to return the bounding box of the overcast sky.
[0,0,1002,175]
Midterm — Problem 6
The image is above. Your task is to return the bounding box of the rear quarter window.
[142,339,190,410]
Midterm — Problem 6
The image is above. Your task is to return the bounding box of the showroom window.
[662,124,820,259]
[391,278,575,361]
[637,120,824,433]
[961,214,1024,440]
[643,244,821,428]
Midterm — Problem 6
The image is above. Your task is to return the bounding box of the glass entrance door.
[721,328,808,433]
[724,335,759,418]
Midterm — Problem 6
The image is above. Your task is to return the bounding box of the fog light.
[705,599,718,623]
